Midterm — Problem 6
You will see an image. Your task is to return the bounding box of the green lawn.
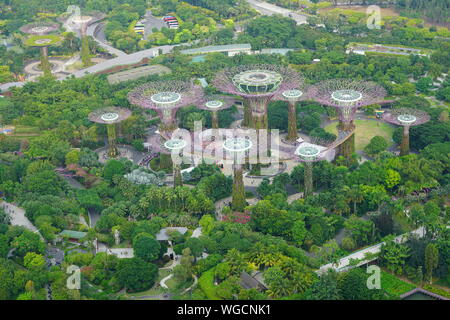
[324,119,395,151]
[380,270,416,297]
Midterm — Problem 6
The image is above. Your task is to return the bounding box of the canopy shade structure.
[382,108,430,156]
[197,95,236,129]
[128,80,204,136]
[307,79,387,161]
[88,107,132,158]
[23,34,63,77]
[20,22,60,35]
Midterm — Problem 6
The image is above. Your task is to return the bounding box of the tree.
[133,233,161,262]
[424,243,439,284]
[364,136,388,156]
[103,159,126,181]
[12,231,45,257]
[199,215,215,236]
[380,239,410,275]
[116,257,158,292]
[305,271,341,300]
[184,238,204,259]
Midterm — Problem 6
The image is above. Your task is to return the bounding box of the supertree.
[88,107,132,158]
[223,137,253,212]
[292,142,333,198]
[128,80,204,168]
[198,95,236,129]
[274,88,308,142]
[59,11,106,67]
[382,108,430,156]
[307,79,386,160]
[162,138,188,187]
[212,64,303,130]
[23,34,63,77]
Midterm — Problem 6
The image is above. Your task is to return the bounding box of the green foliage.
[116,257,158,292]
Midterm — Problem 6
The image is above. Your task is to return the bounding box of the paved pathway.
[317,227,426,275]
[247,0,308,25]
[1,201,43,239]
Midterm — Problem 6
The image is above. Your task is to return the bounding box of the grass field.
[380,270,416,297]
[324,119,395,151]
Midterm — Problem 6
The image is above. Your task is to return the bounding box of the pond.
[402,292,438,300]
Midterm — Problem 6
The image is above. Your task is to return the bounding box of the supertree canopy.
[198,95,236,129]
[213,65,303,130]
[128,80,204,136]
[223,137,253,212]
[382,108,430,156]
[307,79,386,160]
[20,22,60,35]
[274,87,308,142]
[88,107,132,158]
[23,34,63,77]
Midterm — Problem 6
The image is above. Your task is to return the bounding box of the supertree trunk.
[81,36,92,67]
[106,124,119,158]
[173,163,183,188]
[337,120,355,160]
[211,111,219,129]
[40,46,52,77]
[304,161,313,198]
[400,125,410,156]
[287,101,298,141]
[251,113,268,130]
[232,165,246,212]
[243,99,252,127]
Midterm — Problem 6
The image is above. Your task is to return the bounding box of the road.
[1,201,43,239]
[246,0,308,25]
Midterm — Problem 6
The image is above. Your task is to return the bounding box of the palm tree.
[347,184,364,214]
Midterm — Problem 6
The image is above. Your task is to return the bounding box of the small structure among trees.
[382,108,430,156]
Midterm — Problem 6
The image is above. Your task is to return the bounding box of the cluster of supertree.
[20,22,62,77]
[88,107,132,158]
[58,10,106,67]
[123,65,432,210]
[306,79,387,161]
[382,108,430,156]
[128,80,204,186]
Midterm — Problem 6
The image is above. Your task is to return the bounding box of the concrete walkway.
[1,201,43,239]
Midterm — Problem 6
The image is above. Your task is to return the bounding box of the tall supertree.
[223,137,253,212]
[198,95,236,129]
[163,138,188,187]
[20,22,61,77]
[212,65,303,130]
[382,108,430,156]
[128,80,204,168]
[59,11,105,67]
[293,142,333,198]
[307,80,386,161]
[23,35,63,77]
[88,107,132,158]
[274,88,307,142]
